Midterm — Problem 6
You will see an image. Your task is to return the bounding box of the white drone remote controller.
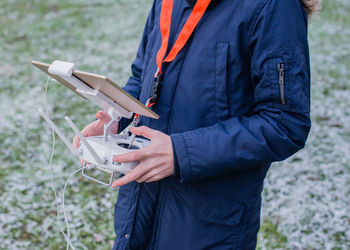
[79,134,149,173]
[35,60,158,186]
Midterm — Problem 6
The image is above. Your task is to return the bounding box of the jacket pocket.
[263,50,310,113]
[170,181,244,227]
[272,59,310,112]
[215,42,230,120]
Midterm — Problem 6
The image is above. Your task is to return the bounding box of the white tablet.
[32,60,159,119]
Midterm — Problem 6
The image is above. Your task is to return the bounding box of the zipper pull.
[278,63,286,105]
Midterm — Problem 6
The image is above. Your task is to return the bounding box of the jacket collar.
[185,0,221,9]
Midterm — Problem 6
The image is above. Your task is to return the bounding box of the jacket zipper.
[278,63,286,104]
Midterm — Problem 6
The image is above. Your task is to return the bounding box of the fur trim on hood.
[186,0,320,18]
[299,0,320,17]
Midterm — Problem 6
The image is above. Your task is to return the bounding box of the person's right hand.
[73,110,119,163]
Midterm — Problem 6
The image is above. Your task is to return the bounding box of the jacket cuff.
[170,133,193,183]
[171,139,180,178]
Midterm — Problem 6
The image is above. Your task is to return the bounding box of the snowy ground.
[0,0,349,249]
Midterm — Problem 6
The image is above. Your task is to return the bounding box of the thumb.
[129,126,158,140]
[95,110,111,124]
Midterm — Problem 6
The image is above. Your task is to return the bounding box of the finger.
[73,122,98,148]
[111,164,148,187]
[111,121,119,134]
[145,175,162,183]
[96,110,118,134]
[129,126,159,140]
[135,168,159,183]
[95,110,111,124]
[113,149,147,163]
[73,135,80,149]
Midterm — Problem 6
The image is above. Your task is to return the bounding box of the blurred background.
[0,0,349,249]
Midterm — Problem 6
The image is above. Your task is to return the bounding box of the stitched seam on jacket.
[215,41,230,121]
[115,184,137,249]
[129,184,144,249]
[144,26,160,76]
[167,43,191,134]
[152,182,170,249]
[145,182,162,250]
[167,6,197,134]
[215,41,218,121]
[247,0,271,43]
[182,133,194,181]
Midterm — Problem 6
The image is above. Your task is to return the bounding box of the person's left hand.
[111,126,174,188]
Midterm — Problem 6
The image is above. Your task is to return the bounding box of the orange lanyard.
[151,0,211,102]
[156,0,212,75]
[135,0,211,120]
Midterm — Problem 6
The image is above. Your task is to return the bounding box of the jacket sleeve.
[171,0,311,183]
[119,1,157,131]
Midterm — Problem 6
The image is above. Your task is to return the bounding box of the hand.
[73,110,119,163]
[111,126,174,188]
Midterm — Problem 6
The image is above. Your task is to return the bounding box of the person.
[74,0,318,248]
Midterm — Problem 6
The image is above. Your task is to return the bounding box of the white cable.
[44,76,76,249]
[62,167,87,250]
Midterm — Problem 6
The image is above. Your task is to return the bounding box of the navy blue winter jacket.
[113,0,311,249]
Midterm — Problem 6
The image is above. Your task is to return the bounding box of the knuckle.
[135,178,143,183]
[133,152,142,161]
[154,174,162,181]
[133,173,144,182]
[144,149,153,158]
[149,158,158,166]
[132,166,145,178]
[138,149,148,159]
[140,126,149,135]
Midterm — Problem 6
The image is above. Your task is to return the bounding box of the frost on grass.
[0,0,148,249]
[0,0,350,249]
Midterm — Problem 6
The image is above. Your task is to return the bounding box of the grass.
[0,0,150,249]
[0,0,349,249]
